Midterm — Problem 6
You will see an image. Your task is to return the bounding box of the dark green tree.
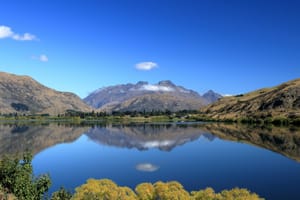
[0,152,51,200]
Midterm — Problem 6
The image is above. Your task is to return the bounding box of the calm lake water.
[1,122,300,200]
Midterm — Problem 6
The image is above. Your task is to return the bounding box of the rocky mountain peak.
[158,80,176,87]
[84,80,218,112]
[136,81,149,86]
[203,90,223,103]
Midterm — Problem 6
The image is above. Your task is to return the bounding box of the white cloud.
[32,54,49,62]
[141,84,174,92]
[0,26,13,38]
[135,62,158,71]
[39,54,48,62]
[12,33,36,41]
[0,25,37,41]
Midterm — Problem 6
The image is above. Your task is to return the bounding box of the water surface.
[1,123,300,200]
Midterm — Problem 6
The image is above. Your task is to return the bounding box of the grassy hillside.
[201,78,300,122]
[0,72,91,115]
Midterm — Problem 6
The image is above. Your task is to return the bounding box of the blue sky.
[0,0,299,98]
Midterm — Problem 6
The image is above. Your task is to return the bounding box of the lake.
[1,122,300,200]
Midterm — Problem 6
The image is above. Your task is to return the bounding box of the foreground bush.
[72,179,138,200]
[51,187,72,200]
[191,187,263,200]
[72,179,264,200]
[0,153,51,200]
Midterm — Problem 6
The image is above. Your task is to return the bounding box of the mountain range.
[0,71,299,119]
[0,72,221,115]
[84,80,221,112]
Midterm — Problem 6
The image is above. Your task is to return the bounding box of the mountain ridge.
[0,72,91,115]
[201,78,300,120]
[84,80,221,112]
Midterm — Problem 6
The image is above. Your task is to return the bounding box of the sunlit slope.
[0,72,91,115]
[201,78,300,119]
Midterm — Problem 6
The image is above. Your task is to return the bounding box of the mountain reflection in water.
[0,122,300,162]
[85,123,213,151]
[0,124,89,157]
[85,123,300,162]
[201,123,300,162]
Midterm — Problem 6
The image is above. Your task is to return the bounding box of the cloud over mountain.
[140,84,174,92]
[135,62,158,71]
[84,80,221,112]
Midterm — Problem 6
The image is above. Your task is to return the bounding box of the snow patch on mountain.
[140,84,175,92]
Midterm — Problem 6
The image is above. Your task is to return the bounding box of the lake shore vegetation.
[0,109,300,126]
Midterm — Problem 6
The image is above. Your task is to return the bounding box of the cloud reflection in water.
[135,163,159,172]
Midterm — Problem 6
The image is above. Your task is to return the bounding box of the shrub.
[0,152,51,200]
[51,187,72,200]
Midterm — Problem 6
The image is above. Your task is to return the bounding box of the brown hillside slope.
[201,78,300,120]
[85,80,213,112]
[0,72,91,115]
[100,93,207,112]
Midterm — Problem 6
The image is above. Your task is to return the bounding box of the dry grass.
[201,78,300,120]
